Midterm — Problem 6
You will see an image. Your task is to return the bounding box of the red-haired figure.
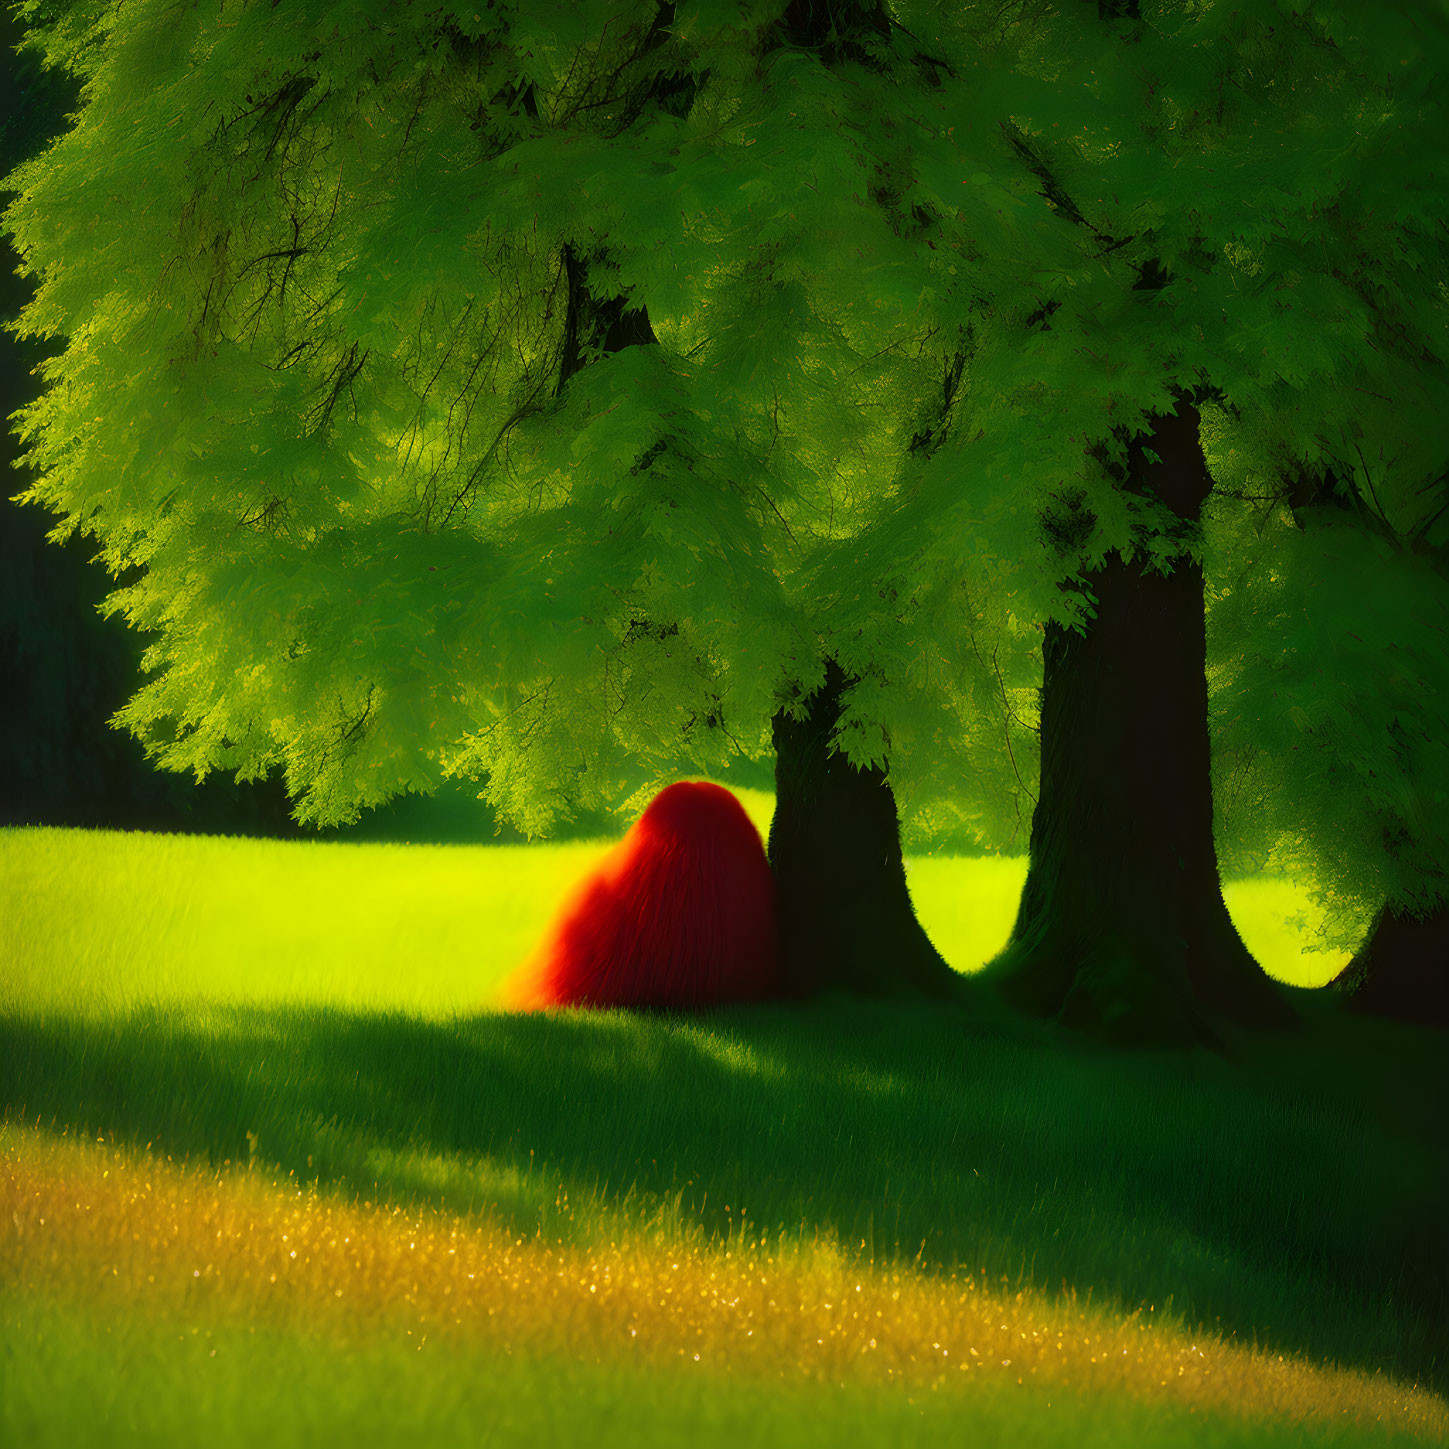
[503,781,778,1009]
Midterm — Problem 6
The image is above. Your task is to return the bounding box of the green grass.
[2,820,1443,1446]
[1,804,1349,1020]
[7,1297,1435,1449]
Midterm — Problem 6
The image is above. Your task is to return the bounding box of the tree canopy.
[3,0,1035,838]
[5,0,1447,948]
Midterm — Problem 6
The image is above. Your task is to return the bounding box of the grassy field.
[3,814,1443,1446]
[0,788,1356,1019]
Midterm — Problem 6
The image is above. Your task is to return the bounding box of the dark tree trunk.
[1333,903,1449,1028]
[768,660,957,998]
[990,401,1297,1045]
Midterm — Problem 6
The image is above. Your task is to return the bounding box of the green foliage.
[4,0,1447,871]
[0,0,1003,834]
[1194,40,1449,938]
[7,0,116,81]
[1207,502,1449,949]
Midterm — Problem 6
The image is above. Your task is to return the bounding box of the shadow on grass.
[3,997,1444,1389]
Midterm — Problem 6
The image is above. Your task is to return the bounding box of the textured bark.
[991,402,1297,1044]
[768,660,957,998]
[1333,903,1449,1028]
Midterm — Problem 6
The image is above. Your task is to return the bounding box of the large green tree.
[827,0,1449,1042]
[2,0,1052,997]
[10,0,1445,1032]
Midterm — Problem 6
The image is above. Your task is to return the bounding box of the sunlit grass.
[4,1127,1443,1444]
[0,823,595,1015]
[907,853,1028,976]
[1,810,1352,1018]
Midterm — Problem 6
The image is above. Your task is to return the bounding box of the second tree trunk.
[768,660,958,998]
[991,402,1296,1044]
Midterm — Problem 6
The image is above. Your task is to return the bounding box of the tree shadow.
[2,996,1444,1389]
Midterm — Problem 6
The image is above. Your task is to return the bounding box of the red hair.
[503,781,778,1009]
